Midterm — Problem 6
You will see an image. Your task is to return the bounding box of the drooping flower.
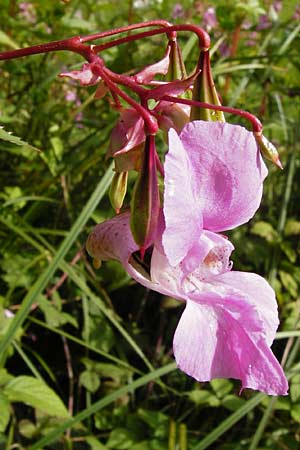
[86,120,288,395]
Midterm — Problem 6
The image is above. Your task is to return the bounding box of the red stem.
[92,63,158,134]
[80,20,175,43]
[160,95,262,133]
[93,24,210,53]
[0,21,176,61]
[0,36,90,60]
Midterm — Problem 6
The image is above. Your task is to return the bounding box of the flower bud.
[254,132,283,169]
[190,50,225,122]
[166,38,187,82]
[130,134,160,257]
[109,171,128,213]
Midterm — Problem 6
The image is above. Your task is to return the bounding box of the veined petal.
[216,271,278,346]
[163,128,203,266]
[173,291,288,395]
[86,212,171,296]
[178,121,268,232]
[86,212,137,264]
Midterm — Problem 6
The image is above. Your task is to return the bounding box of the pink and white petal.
[133,46,170,84]
[107,109,145,158]
[179,121,268,232]
[173,295,288,395]
[86,212,173,296]
[163,128,203,266]
[59,63,100,86]
[216,271,278,345]
[86,212,137,263]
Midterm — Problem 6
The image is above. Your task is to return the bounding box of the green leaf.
[285,220,300,236]
[280,241,297,263]
[3,376,69,418]
[221,395,246,412]
[210,378,233,398]
[251,221,279,243]
[0,30,18,49]
[0,126,41,152]
[86,436,107,450]
[188,389,220,407]
[79,370,101,393]
[18,420,37,439]
[106,427,137,449]
[137,408,168,430]
[279,271,298,298]
[0,368,13,387]
[0,392,10,432]
[291,404,300,423]
[290,374,300,403]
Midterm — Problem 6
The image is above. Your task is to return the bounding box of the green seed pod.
[109,171,128,213]
[190,50,225,122]
[254,133,283,169]
[130,135,160,256]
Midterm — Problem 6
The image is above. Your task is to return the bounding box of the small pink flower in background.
[172,3,185,20]
[19,2,36,23]
[292,3,300,20]
[246,31,259,47]
[86,121,288,395]
[256,14,271,30]
[218,41,230,58]
[203,7,218,31]
[65,91,77,102]
[273,0,282,13]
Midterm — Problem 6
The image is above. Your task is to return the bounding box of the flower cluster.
[0,20,288,395]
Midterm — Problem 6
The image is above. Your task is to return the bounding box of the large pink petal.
[173,291,288,395]
[163,128,203,266]
[178,121,268,232]
[216,271,278,345]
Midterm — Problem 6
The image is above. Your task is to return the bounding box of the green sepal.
[190,50,225,122]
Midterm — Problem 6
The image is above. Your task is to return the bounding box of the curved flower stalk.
[86,121,288,395]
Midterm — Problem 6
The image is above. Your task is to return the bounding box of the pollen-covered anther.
[203,246,232,276]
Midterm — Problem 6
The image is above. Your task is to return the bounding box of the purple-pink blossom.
[86,121,288,395]
[203,7,218,31]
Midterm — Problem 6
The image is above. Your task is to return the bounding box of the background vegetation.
[0,0,300,449]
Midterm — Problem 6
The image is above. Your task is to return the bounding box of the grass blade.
[0,164,114,359]
[191,393,265,450]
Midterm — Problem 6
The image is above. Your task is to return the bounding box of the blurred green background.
[0,1,300,449]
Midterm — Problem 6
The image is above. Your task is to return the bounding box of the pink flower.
[86,121,288,395]
[203,7,218,31]
[59,63,101,86]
